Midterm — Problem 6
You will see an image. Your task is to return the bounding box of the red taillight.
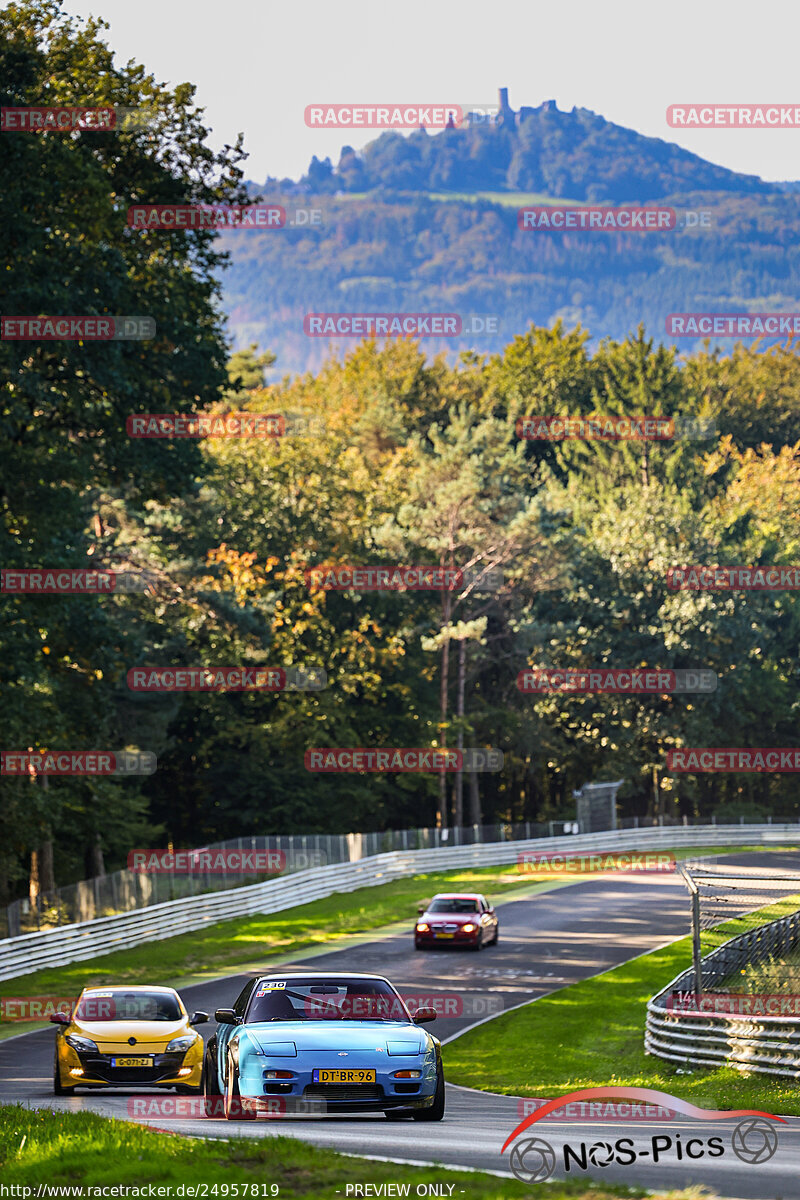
[393,1069,422,1078]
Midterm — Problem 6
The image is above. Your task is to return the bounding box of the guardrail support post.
[691,890,702,999]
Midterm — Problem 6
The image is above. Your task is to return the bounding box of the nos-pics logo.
[503,1088,782,1184]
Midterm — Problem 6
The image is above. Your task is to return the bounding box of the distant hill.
[223,92,800,375]
[267,90,775,204]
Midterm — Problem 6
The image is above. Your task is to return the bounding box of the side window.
[233,979,257,1018]
[479,897,488,912]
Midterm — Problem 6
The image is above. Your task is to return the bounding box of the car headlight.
[65,1034,98,1054]
[166,1034,198,1053]
[416,922,430,932]
[461,923,477,932]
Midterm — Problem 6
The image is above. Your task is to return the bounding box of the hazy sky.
[61,0,800,184]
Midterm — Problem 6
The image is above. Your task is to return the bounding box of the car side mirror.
[214,1008,242,1025]
[49,1012,70,1025]
[417,905,426,915]
[190,1011,209,1025]
[413,1006,437,1024]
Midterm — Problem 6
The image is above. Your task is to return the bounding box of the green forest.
[223,186,800,374]
[2,1,800,906]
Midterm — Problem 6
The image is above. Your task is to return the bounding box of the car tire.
[412,1066,445,1121]
[53,1055,74,1096]
[204,1051,223,1117]
[471,931,484,951]
[492,927,499,945]
[224,1058,256,1121]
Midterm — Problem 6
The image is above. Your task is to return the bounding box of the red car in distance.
[414,892,499,950]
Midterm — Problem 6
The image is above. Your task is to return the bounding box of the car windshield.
[74,991,183,1022]
[428,898,479,913]
[245,978,411,1023]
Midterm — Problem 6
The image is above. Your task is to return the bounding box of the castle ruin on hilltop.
[462,88,559,129]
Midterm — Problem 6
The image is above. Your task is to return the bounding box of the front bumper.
[237,1058,437,1112]
[415,929,480,946]
[58,1042,203,1089]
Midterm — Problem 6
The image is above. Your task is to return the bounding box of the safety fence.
[646,877,800,1078]
[1,822,797,983]
[0,813,772,939]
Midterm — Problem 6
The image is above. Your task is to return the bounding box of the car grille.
[432,923,459,932]
[79,1052,185,1084]
[303,1085,384,1103]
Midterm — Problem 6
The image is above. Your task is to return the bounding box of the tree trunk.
[40,839,55,894]
[469,768,481,828]
[91,834,105,878]
[29,849,40,906]
[453,637,466,829]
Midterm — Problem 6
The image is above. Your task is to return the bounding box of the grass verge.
[0,1104,657,1198]
[445,892,800,1114]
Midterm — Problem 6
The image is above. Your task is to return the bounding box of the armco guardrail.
[646,894,800,1079]
[1,823,798,983]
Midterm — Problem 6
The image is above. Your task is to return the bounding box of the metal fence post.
[691,889,702,999]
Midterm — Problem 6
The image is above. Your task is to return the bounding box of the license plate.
[112,1056,153,1067]
[434,932,455,938]
[312,1068,376,1083]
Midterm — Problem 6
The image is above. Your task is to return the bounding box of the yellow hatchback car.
[51,985,208,1095]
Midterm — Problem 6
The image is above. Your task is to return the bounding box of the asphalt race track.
[2,852,800,1198]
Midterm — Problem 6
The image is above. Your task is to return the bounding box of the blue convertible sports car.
[204,972,445,1121]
